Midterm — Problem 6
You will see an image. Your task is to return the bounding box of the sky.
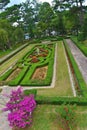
[8,0,87,6]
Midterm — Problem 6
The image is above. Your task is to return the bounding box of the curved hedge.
[20,44,55,86]
[0,43,56,87]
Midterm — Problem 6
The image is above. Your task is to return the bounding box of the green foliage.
[0,5,22,23]
[20,44,55,86]
[63,39,87,97]
[8,66,29,86]
[0,69,14,81]
[24,89,37,98]
[0,29,8,50]
[36,96,87,105]
[0,42,29,65]
[12,28,24,43]
[59,104,76,129]
[78,32,85,41]
[0,0,10,9]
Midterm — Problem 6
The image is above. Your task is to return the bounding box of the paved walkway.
[65,39,87,84]
[0,90,11,130]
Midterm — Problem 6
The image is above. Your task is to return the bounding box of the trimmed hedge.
[0,43,29,65]
[0,68,14,81]
[24,89,37,98]
[20,44,55,86]
[63,39,87,97]
[8,66,29,86]
[36,96,87,106]
[0,43,55,86]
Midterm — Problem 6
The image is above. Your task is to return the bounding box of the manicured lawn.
[76,106,87,130]
[22,105,87,130]
[0,43,24,58]
[25,105,60,130]
[0,44,35,75]
[37,41,73,97]
[0,41,73,97]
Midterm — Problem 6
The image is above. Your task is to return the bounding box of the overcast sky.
[8,0,87,6]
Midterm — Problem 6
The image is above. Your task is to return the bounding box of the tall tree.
[21,0,39,38]
[37,2,54,37]
[0,0,10,9]
[0,4,22,24]
[0,29,8,50]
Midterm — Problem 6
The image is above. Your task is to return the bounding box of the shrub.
[36,96,87,105]
[59,104,76,130]
[24,89,37,98]
[3,87,36,129]
[78,32,85,41]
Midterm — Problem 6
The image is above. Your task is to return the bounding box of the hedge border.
[0,43,29,65]
[36,96,87,106]
[20,44,55,86]
[63,39,87,97]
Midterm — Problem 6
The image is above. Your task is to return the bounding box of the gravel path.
[65,39,87,84]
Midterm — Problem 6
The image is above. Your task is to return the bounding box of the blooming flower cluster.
[3,87,36,128]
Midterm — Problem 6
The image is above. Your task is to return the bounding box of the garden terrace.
[0,41,73,97]
[63,39,87,97]
[0,43,55,86]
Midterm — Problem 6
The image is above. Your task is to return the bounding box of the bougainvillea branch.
[3,87,36,128]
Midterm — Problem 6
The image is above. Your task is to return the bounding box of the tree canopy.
[0,0,87,50]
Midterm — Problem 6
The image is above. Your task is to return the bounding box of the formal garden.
[0,38,87,130]
[0,0,87,130]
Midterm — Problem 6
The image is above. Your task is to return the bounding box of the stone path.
[0,91,11,130]
[65,39,87,84]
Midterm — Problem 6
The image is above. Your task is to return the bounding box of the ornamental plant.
[59,104,76,130]
[3,87,36,129]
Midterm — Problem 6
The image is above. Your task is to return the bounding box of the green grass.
[76,106,87,130]
[63,39,87,97]
[0,41,73,97]
[18,105,87,130]
[23,105,60,130]
[71,36,87,56]
[0,43,23,58]
[37,41,73,97]
[0,44,35,75]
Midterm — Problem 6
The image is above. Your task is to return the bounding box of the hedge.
[0,43,29,65]
[0,68,14,81]
[20,44,55,86]
[24,89,37,98]
[9,66,29,86]
[63,39,87,97]
[36,96,87,106]
[0,43,55,86]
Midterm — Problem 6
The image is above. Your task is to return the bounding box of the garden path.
[0,89,11,130]
[65,39,87,84]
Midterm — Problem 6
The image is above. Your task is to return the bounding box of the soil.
[6,68,21,81]
[32,66,48,80]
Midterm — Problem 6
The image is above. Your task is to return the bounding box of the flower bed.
[0,43,55,86]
